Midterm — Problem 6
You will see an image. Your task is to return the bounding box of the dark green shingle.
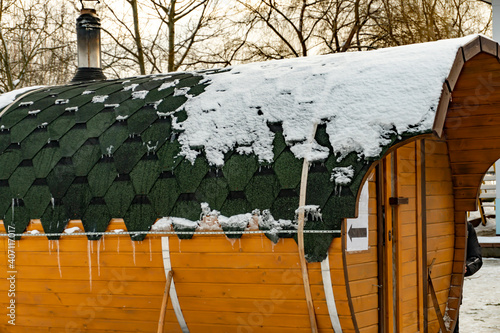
[124,195,156,241]
[46,158,76,199]
[130,155,160,194]
[104,177,135,217]
[8,162,36,198]
[3,199,30,239]
[41,200,69,240]
[113,136,147,174]
[62,179,92,219]
[175,158,209,193]
[72,139,102,176]
[0,73,386,260]
[88,157,117,197]
[23,181,52,218]
[148,176,180,217]
[222,154,258,191]
[32,142,62,178]
[0,148,23,180]
[82,199,111,240]
[21,128,49,160]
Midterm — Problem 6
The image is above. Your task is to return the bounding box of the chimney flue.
[71,7,106,82]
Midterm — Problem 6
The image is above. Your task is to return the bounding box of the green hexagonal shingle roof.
[0,36,473,260]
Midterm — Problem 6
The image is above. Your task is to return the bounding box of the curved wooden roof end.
[433,35,499,136]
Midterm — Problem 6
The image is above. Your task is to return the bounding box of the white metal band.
[321,254,343,333]
[161,237,189,333]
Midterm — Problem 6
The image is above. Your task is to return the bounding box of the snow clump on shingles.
[330,166,354,185]
[123,84,139,92]
[218,213,252,230]
[173,87,191,97]
[296,205,323,221]
[259,210,296,235]
[175,35,477,167]
[132,90,149,99]
[151,217,172,231]
[171,217,198,230]
[92,95,108,103]
[55,99,69,105]
[158,79,179,91]
[63,226,82,234]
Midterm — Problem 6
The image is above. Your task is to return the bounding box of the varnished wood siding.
[0,219,350,332]
[396,142,420,333]
[445,53,500,211]
[444,52,500,326]
[424,139,455,332]
[343,171,379,333]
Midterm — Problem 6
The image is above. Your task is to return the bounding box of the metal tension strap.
[297,122,319,333]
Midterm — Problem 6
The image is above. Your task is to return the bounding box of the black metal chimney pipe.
[71,8,106,82]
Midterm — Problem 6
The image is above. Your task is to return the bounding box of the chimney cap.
[79,0,101,10]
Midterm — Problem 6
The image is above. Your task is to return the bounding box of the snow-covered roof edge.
[0,86,45,116]
[432,35,498,137]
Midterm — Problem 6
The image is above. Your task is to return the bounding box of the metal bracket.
[389,197,409,206]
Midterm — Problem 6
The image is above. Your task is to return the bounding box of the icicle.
[117,237,120,254]
[48,240,52,255]
[87,240,93,291]
[261,234,264,248]
[91,240,94,254]
[238,238,242,250]
[225,237,237,248]
[56,240,62,278]
[51,197,55,209]
[131,241,136,266]
[178,238,182,253]
[149,238,152,262]
[271,241,276,253]
[97,239,101,276]
[102,235,105,251]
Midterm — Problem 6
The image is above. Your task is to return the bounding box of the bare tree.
[100,0,221,76]
[369,0,491,47]
[0,0,75,92]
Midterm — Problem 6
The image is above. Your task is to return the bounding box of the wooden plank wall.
[0,218,355,332]
[445,53,500,212]
[167,235,333,332]
[443,52,500,330]
[395,142,421,333]
[424,139,455,332]
[0,220,178,332]
[343,171,379,333]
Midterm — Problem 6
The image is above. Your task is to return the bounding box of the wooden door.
[378,142,427,333]
[378,153,397,333]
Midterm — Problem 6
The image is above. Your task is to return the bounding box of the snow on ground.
[469,206,497,236]
[460,258,500,332]
[463,205,499,331]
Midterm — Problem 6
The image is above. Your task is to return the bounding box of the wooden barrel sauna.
[1,34,499,332]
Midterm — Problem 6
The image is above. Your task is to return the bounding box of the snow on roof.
[176,35,477,166]
[0,35,480,168]
[0,86,45,114]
